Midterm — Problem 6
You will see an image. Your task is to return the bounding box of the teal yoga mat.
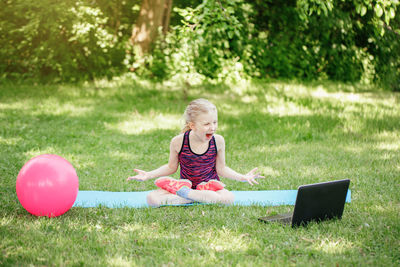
[73,190,351,208]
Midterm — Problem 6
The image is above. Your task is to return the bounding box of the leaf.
[385,13,390,25]
[360,6,367,16]
[356,4,361,14]
[380,26,385,37]
[321,3,328,16]
[389,8,395,19]
[375,4,383,18]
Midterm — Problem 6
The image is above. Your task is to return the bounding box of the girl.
[127,98,264,207]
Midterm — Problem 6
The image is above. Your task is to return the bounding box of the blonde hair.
[181,98,217,133]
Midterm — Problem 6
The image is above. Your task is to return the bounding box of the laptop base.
[258,212,293,225]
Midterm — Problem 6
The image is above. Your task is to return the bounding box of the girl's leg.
[147,188,235,207]
[186,189,235,205]
[147,189,193,207]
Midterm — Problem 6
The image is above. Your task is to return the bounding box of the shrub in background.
[1,0,399,90]
[129,0,398,89]
[123,0,255,83]
[0,0,140,82]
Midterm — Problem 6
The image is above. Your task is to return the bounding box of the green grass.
[1,77,399,266]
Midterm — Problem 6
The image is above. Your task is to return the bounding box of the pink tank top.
[178,130,220,189]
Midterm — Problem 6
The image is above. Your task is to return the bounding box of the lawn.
[0,77,399,266]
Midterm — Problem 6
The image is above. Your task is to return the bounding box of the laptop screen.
[291,179,350,227]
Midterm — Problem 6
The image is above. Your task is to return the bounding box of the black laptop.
[259,179,350,227]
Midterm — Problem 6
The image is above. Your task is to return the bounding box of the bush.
[0,0,139,82]
[133,0,398,87]
[1,0,399,89]
[123,0,255,82]
[370,14,400,91]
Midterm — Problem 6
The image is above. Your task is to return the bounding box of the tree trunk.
[130,0,173,55]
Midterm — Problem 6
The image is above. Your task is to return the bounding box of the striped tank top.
[178,130,220,189]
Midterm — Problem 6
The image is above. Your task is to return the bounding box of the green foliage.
[130,0,399,89]
[0,0,140,82]
[1,0,399,89]
[369,9,400,91]
[250,0,322,80]
[268,0,399,88]
[124,0,255,82]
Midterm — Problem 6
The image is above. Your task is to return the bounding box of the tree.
[130,0,173,55]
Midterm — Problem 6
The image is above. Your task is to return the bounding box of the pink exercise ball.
[16,154,79,217]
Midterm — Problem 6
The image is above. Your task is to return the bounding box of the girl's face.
[190,111,218,142]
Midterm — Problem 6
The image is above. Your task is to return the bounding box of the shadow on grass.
[0,79,399,231]
[1,78,399,191]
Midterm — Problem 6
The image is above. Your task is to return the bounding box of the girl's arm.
[127,135,182,181]
[215,135,264,185]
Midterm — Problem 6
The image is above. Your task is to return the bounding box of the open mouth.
[206,133,213,139]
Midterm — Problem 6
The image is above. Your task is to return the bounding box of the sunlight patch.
[119,223,165,239]
[312,238,354,254]
[261,166,281,177]
[342,144,365,154]
[219,103,241,117]
[0,136,22,145]
[120,223,143,232]
[0,217,13,227]
[242,95,258,104]
[374,132,400,151]
[107,256,132,267]
[108,151,135,161]
[24,148,58,160]
[33,101,93,117]
[107,113,182,134]
[263,104,314,116]
[370,203,400,214]
[0,101,30,111]
[262,94,314,116]
[372,204,386,212]
[199,228,250,253]
[312,88,360,103]
[68,155,95,170]
[2,99,94,117]
[311,87,400,112]
[230,79,258,96]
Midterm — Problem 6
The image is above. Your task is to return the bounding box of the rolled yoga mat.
[73,190,351,208]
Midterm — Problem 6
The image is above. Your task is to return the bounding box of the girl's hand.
[242,167,264,185]
[126,169,151,181]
